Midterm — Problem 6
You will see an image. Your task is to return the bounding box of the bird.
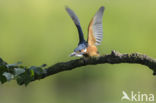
[65,6,105,57]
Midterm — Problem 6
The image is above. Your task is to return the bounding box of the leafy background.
[0,0,156,103]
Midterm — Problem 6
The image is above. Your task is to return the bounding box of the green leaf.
[40,64,47,67]
[16,70,32,86]
[0,65,8,83]
[30,69,34,77]
[2,72,14,81]
[0,58,7,66]
[14,68,25,76]
[6,61,22,68]
[0,75,7,84]
[29,66,43,76]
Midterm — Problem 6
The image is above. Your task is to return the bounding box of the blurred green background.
[0,0,156,103]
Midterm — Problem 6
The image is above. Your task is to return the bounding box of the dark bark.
[36,50,156,81]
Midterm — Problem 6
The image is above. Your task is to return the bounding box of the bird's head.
[69,48,87,57]
[70,43,87,57]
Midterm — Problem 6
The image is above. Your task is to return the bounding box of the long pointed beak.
[69,52,77,57]
[69,52,83,57]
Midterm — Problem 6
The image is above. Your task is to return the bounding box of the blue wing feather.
[65,7,86,44]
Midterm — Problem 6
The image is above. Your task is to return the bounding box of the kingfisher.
[66,6,105,57]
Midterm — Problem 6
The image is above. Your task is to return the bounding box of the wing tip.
[65,5,68,9]
[99,6,105,12]
[100,6,105,10]
[65,6,70,12]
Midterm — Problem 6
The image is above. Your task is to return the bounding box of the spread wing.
[87,6,104,46]
[65,7,85,44]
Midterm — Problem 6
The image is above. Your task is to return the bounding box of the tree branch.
[39,50,156,80]
[1,50,156,86]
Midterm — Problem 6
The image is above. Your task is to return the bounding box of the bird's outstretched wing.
[87,6,104,46]
[65,7,85,44]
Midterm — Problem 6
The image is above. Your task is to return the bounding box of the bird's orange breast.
[86,45,99,57]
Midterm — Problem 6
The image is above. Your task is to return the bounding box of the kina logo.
[121,91,154,102]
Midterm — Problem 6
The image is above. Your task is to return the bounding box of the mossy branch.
[0,50,156,86]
